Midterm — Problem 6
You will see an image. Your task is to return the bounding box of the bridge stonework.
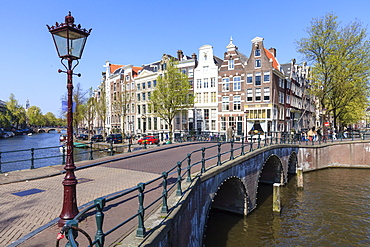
[127,141,370,247]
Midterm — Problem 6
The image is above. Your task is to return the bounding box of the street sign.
[324,122,330,127]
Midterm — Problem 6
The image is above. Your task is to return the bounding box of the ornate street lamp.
[47,12,91,227]
[244,110,249,142]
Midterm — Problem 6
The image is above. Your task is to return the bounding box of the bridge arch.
[288,151,298,175]
[259,154,284,185]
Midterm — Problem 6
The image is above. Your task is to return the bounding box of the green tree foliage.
[44,112,58,126]
[297,13,370,128]
[95,83,108,137]
[27,106,45,126]
[4,94,26,128]
[83,87,96,137]
[149,58,194,141]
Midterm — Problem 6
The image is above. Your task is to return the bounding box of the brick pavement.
[1,142,224,247]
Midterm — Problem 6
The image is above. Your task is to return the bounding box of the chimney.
[192,53,197,60]
[177,50,183,61]
[269,48,276,57]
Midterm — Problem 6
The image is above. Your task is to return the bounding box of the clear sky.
[1,0,369,117]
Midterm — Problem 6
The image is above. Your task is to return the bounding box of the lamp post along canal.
[47,12,91,227]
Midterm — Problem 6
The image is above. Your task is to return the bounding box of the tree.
[95,83,108,137]
[44,112,58,126]
[83,87,97,137]
[27,106,45,126]
[296,13,370,128]
[149,58,194,142]
[5,94,26,128]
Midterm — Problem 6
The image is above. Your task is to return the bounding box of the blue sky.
[1,0,369,117]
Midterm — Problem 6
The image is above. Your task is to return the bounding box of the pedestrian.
[227,126,234,142]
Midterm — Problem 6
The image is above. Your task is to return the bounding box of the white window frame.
[255,59,261,68]
[222,78,230,92]
[222,96,229,111]
[263,72,270,83]
[233,76,241,91]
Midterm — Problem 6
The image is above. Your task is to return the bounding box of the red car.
[138,136,159,145]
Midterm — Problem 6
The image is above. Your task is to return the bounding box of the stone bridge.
[33,127,66,133]
[125,141,370,246]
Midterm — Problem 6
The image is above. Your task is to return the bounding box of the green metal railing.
[56,130,369,246]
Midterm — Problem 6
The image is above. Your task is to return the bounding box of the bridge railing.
[56,130,369,246]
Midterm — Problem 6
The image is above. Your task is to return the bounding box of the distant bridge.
[33,127,66,133]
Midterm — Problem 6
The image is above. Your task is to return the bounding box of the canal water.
[205,168,370,247]
[0,132,107,173]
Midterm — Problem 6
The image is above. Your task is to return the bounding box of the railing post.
[65,219,79,247]
[186,153,192,182]
[110,141,114,156]
[62,145,66,165]
[136,183,146,238]
[161,172,168,213]
[217,143,221,166]
[94,197,106,247]
[250,141,253,152]
[176,161,182,196]
[264,135,267,146]
[257,134,261,149]
[201,148,206,173]
[241,135,245,155]
[89,142,93,160]
[230,140,234,160]
[0,152,2,174]
[30,148,35,169]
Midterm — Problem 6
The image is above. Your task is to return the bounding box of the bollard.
[217,143,221,166]
[297,168,304,189]
[201,148,206,173]
[273,183,281,212]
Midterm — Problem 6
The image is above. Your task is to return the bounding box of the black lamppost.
[244,110,249,142]
[47,12,91,227]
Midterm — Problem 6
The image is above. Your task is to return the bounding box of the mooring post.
[297,168,304,189]
[273,183,281,212]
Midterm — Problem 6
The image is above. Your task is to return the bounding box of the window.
[142,92,146,101]
[233,76,241,91]
[137,105,141,114]
[197,79,202,89]
[247,74,252,84]
[148,92,151,100]
[147,81,151,88]
[211,120,216,130]
[131,82,135,90]
[204,78,209,88]
[137,93,140,101]
[279,78,284,88]
[264,72,270,82]
[126,75,130,81]
[189,80,194,88]
[196,93,201,103]
[153,80,157,87]
[131,104,135,113]
[211,109,217,118]
[247,89,253,101]
[137,83,141,90]
[255,88,261,101]
[220,116,226,131]
[264,87,270,101]
[222,96,229,111]
[211,92,216,103]
[233,95,241,111]
[204,53,207,61]
[188,68,194,77]
[210,77,216,87]
[204,109,209,119]
[142,83,146,90]
[255,49,261,57]
[279,92,284,104]
[182,69,187,74]
[228,60,234,69]
[255,59,261,68]
[203,66,208,72]
[142,105,146,114]
[255,73,261,86]
[222,78,230,91]
[204,92,209,103]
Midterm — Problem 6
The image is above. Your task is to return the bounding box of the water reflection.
[204,169,370,247]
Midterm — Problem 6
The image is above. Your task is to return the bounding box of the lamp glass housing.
[51,27,88,59]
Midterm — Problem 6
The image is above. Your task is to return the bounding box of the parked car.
[106,134,123,144]
[138,136,159,145]
[76,134,88,140]
[91,134,103,142]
